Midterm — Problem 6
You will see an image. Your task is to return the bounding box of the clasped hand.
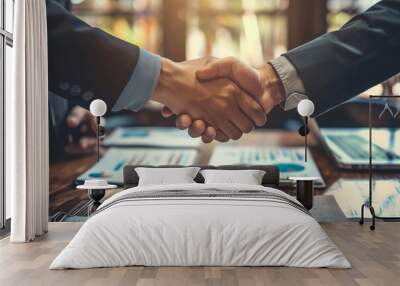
[151,57,285,143]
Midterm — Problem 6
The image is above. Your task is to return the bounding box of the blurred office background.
[68,0,400,130]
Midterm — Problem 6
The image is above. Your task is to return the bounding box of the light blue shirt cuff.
[112,48,161,112]
[269,56,307,111]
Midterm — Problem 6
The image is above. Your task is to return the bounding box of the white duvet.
[50,183,350,269]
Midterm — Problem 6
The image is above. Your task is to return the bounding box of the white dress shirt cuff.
[269,56,307,111]
[112,48,161,112]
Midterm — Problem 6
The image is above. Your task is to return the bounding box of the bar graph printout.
[209,146,325,187]
[77,148,199,185]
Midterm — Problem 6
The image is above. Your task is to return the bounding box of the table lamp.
[89,99,107,162]
[297,99,315,162]
[359,95,400,230]
[76,99,110,214]
[289,99,318,210]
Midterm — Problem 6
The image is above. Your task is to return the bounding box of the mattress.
[50,183,350,269]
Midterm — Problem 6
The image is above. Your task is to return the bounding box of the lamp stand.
[359,95,400,230]
[90,116,104,213]
[304,117,308,162]
[96,116,100,162]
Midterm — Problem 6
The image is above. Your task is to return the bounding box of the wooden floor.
[1,223,399,286]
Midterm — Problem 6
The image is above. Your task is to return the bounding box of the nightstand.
[77,179,117,215]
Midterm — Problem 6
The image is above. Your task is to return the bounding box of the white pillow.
[135,167,200,186]
[200,169,266,185]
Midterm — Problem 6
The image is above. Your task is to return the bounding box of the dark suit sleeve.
[46,0,140,111]
[284,0,400,114]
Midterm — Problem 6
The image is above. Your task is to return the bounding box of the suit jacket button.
[71,85,81,96]
[59,81,69,91]
[82,91,94,101]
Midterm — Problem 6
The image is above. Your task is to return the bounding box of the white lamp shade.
[297,99,315,117]
[90,99,107,117]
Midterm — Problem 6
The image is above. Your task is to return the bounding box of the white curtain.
[9,0,49,242]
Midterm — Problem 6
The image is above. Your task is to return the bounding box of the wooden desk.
[48,130,373,216]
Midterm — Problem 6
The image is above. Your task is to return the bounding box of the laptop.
[310,96,400,169]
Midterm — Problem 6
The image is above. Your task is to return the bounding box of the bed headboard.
[123,165,280,189]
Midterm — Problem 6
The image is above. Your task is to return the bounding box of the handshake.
[151,57,286,143]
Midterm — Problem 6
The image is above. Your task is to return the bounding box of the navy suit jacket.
[47,0,141,160]
[46,0,140,111]
[284,0,400,114]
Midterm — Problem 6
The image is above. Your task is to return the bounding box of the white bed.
[50,183,350,269]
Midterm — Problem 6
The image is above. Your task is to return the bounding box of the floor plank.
[0,222,399,286]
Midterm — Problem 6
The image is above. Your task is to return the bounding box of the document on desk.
[104,127,202,148]
[77,147,200,185]
[209,146,325,188]
[326,179,400,218]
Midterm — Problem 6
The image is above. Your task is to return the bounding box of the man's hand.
[197,57,285,113]
[151,57,267,141]
[161,57,285,143]
[64,106,98,156]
